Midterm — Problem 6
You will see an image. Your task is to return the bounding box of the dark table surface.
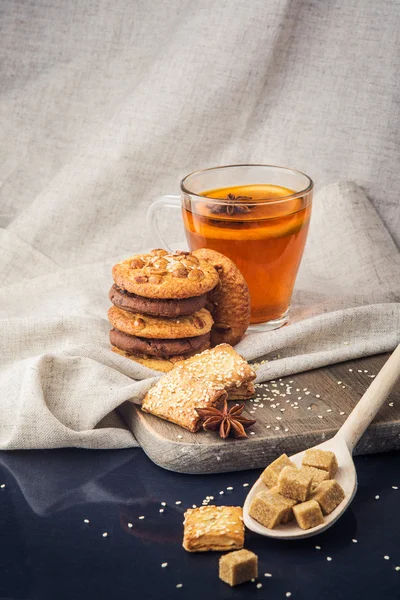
[0,448,399,600]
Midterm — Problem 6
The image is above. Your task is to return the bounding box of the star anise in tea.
[207,193,252,216]
[195,397,256,439]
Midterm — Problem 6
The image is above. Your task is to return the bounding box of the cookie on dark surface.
[112,249,219,299]
[109,285,207,317]
[193,248,251,346]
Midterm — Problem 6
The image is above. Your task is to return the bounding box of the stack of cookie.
[108,249,220,371]
[108,247,252,372]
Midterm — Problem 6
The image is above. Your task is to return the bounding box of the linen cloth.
[0,0,399,449]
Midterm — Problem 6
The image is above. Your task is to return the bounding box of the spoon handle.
[338,344,400,453]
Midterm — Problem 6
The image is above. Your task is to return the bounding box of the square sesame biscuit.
[176,344,256,390]
[183,506,244,552]
[141,344,256,432]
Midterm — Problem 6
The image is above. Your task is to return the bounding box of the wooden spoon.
[243,345,400,539]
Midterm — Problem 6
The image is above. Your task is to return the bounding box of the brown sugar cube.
[299,466,330,490]
[278,466,313,502]
[268,486,298,523]
[219,549,258,586]
[182,506,244,552]
[310,480,345,515]
[260,454,296,488]
[293,500,325,530]
[302,449,338,478]
[249,491,291,529]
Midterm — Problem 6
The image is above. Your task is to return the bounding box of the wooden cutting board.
[119,352,400,474]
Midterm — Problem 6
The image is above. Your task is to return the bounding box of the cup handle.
[146,195,181,251]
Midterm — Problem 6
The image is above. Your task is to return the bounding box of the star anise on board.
[207,193,252,216]
[195,397,256,439]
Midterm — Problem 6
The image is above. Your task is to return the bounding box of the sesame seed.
[348,368,353,372]
[256,583,262,589]
[318,415,323,419]
[159,509,164,513]
[102,532,108,538]
[352,539,357,543]
[84,519,90,524]
[251,578,255,582]
[389,402,394,407]
[395,566,400,571]
[176,583,183,588]
[384,555,390,560]
[139,516,145,520]
[216,456,221,461]
[286,594,292,598]
[315,546,321,550]
[327,556,332,561]
[227,486,233,491]
[192,505,197,508]
[0,484,5,489]
[161,562,168,568]
[177,435,183,439]
[264,572,272,577]
[243,483,249,487]
[375,495,380,500]
[250,432,255,435]
[392,486,398,490]
[219,491,224,495]
[316,394,320,398]
[340,412,345,415]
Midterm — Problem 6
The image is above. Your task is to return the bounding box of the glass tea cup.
[146,164,313,330]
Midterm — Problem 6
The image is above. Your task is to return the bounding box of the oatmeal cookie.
[108,305,213,339]
[193,248,250,346]
[112,249,219,299]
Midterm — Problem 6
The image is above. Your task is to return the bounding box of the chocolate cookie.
[112,249,219,299]
[109,329,210,358]
[107,305,213,339]
[109,285,207,317]
[111,345,210,373]
[193,248,251,346]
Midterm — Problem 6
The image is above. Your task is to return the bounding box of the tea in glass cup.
[147,165,313,329]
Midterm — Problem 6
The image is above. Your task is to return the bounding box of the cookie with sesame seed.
[183,505,244,552]
[108,306,213,339]
[141,344,256,430]
[192,248,250,346]
[112,249,219,299]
